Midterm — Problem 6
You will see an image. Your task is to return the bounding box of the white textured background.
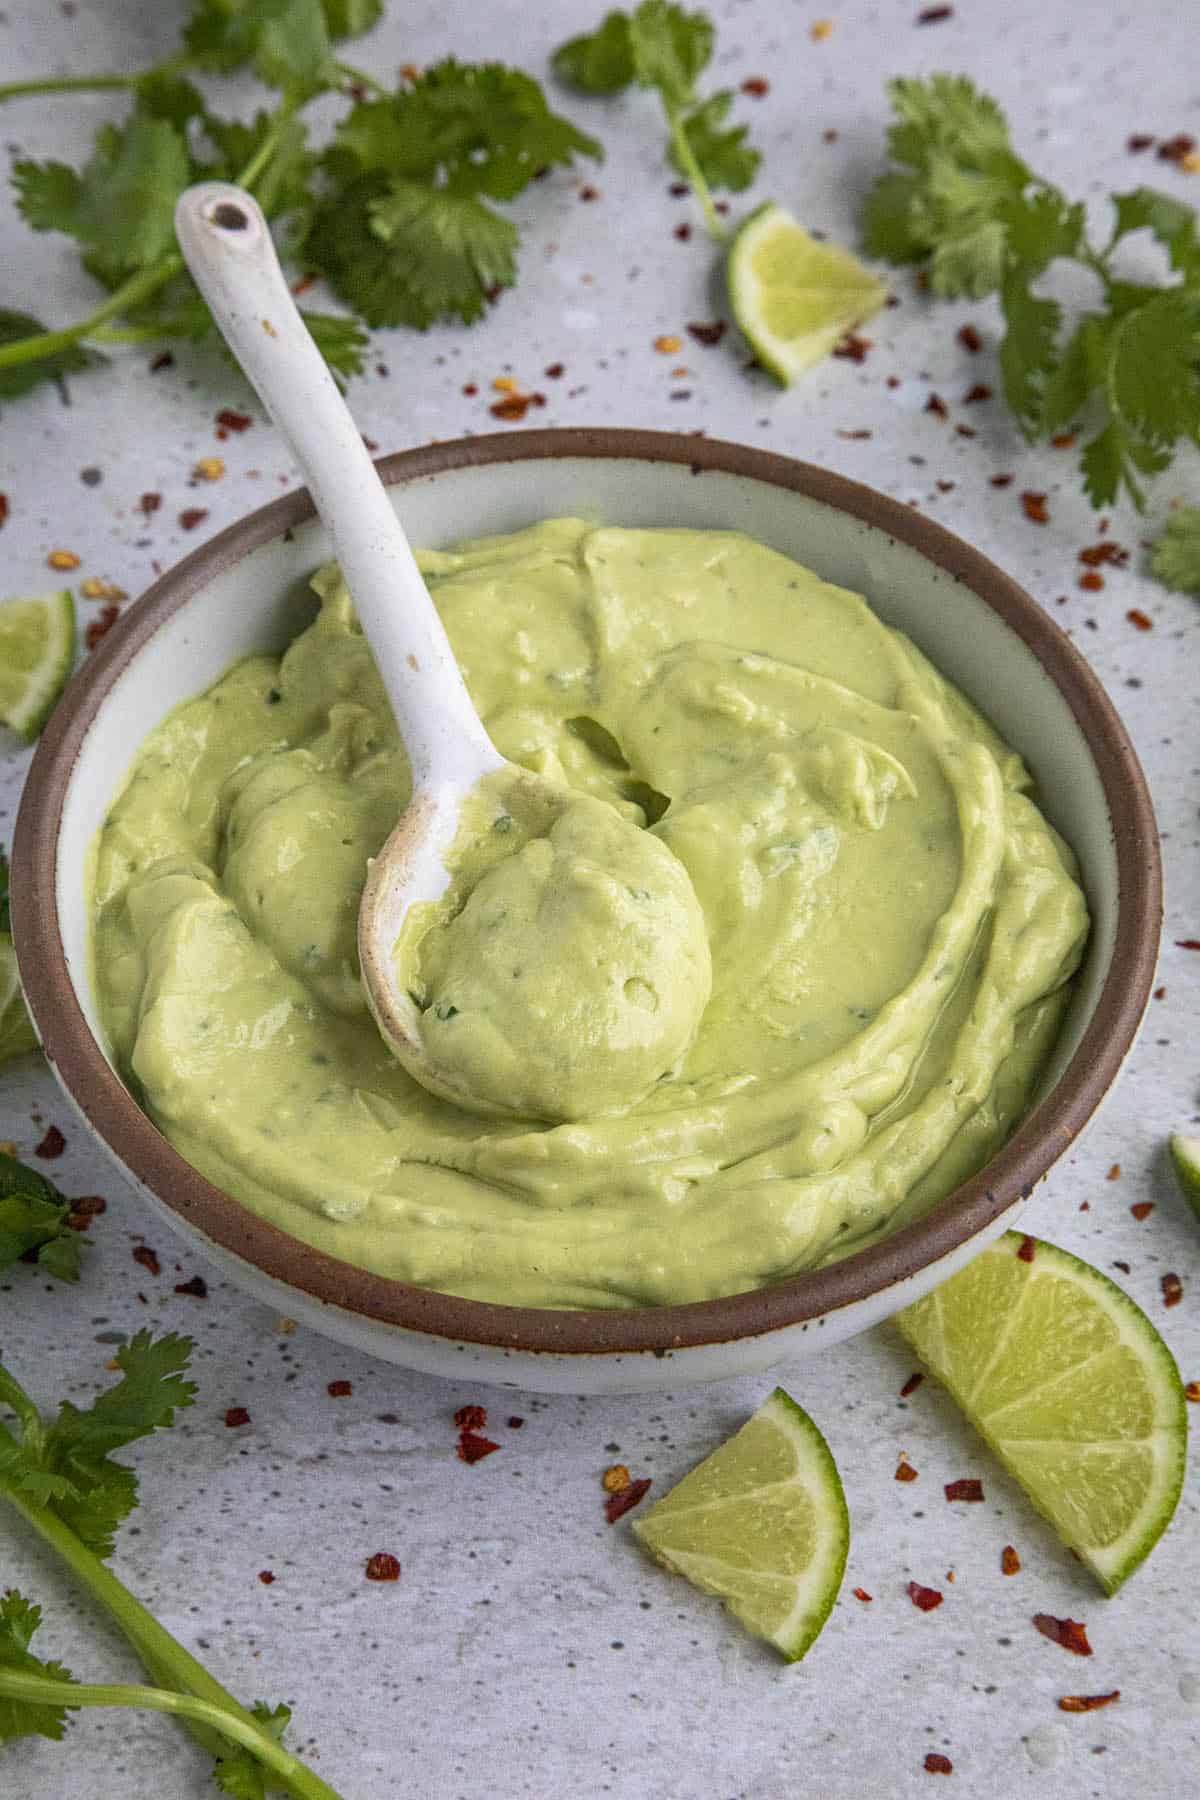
[1,2,1197,1796]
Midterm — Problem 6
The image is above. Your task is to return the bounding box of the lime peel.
[727,202,888,385]
[1169,1132,1200,1221]
[0,588,76,740]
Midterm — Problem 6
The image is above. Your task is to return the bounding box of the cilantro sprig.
[863,74,1200,513]
[0,1152,81,1281]
[0,1335,345,1797]
[553,2,760,240]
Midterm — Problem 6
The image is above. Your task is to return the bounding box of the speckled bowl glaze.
[12,430,1161,1393]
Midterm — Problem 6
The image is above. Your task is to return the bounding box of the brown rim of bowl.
[12,428,1161,1355]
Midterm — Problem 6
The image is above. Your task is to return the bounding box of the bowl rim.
[12,426,1162,1355]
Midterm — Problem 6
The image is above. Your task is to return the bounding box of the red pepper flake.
[924,1754,954,1775]
[1127,134,1155,153]
[1184,1380,1200,1402]
[917,5,954,21]
[669,180,690,196]
[924,392,948,417]
[1080,541,1129,567]
[1020,490,1049,524]
[1154,985,1167,999]
[1107,1163,1122,1180]
[149,351,174,372]
[139,491,161,516]
[957,323,982,352]
[833,332,872,362]
[458,1430,501,1464]
[673,221,692,240]
[944,1478,985,1503]
[258,1569,275,1584]
[1161,1272,1184,1308]
[955,424,976,437]
[1033,1613,1093,1655]
[179,508,209,531]
[132,1245,161,1276]
[34,1125,65,1160]
[174,1274,208,1297]
[85,604,121,650]
[605,1477,652,1523]
[837,428,873,440]
[544,363,565,379]
[365,1551,401,1582]
[1130,1201,1155,1221]
[687,320,727,347]
[1050,431,1077,448]
[990,472,1013,487]
[290,273,316,296]
[935,479,955,492]
[1059,1691,1120,1713]
[822,128,839,143]
[963,382,992,403]
[0,495,8,528]
[900,1372,925,1398]
[853,1586,873,1602]
[1016,1234,1037,1263]
[224,1406,250,1428]
[216,408,253,434]
[461,382,478,397]
[579,185,600,202]
[1126,608,1153,631]
[1001,1544,1021,1575]
[1178,940,1200,951]
[1079,571,1105,592]
[454,1403,488,1432]
[1157,133,1197,165]
[490,393,533,421]
[327,1379,353,1397]
[1113,1259,1131,1274]
[907,1581,944,1612]
[895,1457,919,1482]
[507,1415,524,1429]
[740,76,770,97]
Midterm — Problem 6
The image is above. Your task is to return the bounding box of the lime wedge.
[0,937,37,1064]
[0,589,76,740]
[632,1387,848,1662]
[896,1232,1187,1594]
[1169,1133,1200,1222]
[727,202,888,385]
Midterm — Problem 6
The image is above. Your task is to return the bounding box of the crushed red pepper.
[139,492,161,516]
[924,1754,953,1775]
[224,1406,250,1428]
[327,1379,353,1397]
[179,508,209,531]
[1113,1259,1131,1274]
[454,1404,488,1432]
[1080,542,1129,567]
[833,332,871,362]
[1033,1613,1093,1655]
[365,1552,401,1582]
[1127,609,1153,631]
[605,1477,651,1523]
[990,473,1013,487]
[86,604,121,650]
[924,393,948,417]
[1050,432,1077,448]
[907,1581,943,1612]
[963,383,991,402]
[132,1245,161,1275]
[34,1125,65,1159]
[1079,571,1104,592]
[687,320,727,346]
[544,363,565,379]
[174,1274,208,1297]
[1178,940,1200,951]
[215,408,253,434]
[1001,1545,1021,1575]
[895,1457,919,1482]
[957,323,982,352]
[149,351,174,371]
[1107,1163,1121,1180]
[1130,1202,1155,1221]
[258,1570,275,1584]
[458,1430,501,1464]
[66,1195,106,1232]
[507,1416,524,1429]
[944,1478,985,1503]
[1127,134,1155,153]
[1184,1380,1200,1403]
[1020,491,1049,524]
[1157,134,1197,165]
[579,185,600,202]
[917,5,954,21]
[1059,1691,1119,1713]
[1017,1235,1036,1263]
[741,76,769,97]
[1161,1272,1184,1307]
[0,495,8,528]
[490,392,540,420]
[602,1464,632,1494]
[674,221,692,239]
[853,1587,873,1602]
[900,1372,925,1398]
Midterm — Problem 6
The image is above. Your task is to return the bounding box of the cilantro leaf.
[672,90,759,192]
[1151,508,1200,595]
[320,0,383,35]
[998,274,1062,436]
[299,310,369,381]
[185,0,338,97]
[12,161,82,233]
[885,73,1019,176]
[628,1,713,108]
[0,1153,81,1281]
[1110,186,1200,281]
[1108,290,1200,446]
[1038,315,1109,433]
[366,179,519,326]
[22,114,192,281]
[133,71,208,129]
[1080,419,1171,511]
[200,110,314,217]
[0,1592,76,1745]
[552,12,635,94]
[214,1701,293,1799]
[861,170,929,263]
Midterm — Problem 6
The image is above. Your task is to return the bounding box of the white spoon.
[174,182,710,1123]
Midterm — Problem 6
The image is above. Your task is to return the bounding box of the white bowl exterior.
[49,454,1124,1390]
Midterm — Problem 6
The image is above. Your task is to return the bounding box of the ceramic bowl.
[12,429,1161,1393]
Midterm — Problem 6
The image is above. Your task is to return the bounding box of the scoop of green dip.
[91,520,1089,1308]
[407,778,712,1121]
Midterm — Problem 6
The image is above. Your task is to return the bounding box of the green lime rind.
[1169,1132,1200,1223]
[896,1231,1187,1595]
[727,201,888,387]
[0,588,76,741]
[632,1386,849,1663]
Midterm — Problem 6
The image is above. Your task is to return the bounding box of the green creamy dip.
[92,520,1089,1308]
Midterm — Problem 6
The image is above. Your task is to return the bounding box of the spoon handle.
[174,182,500,792]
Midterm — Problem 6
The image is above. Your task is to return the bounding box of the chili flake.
[990,473,1013,487]
[258,1570,275,1584]
[507,1416,524,1429]
[80,577,126,600]
[1107,1163,1121,1180]
[741,77,769,97]
[907,1581,943,1612]
[1161,1272,1183,1307]
[150,351,174,371]
[47,549,81,571]
[132,1245,161,1276]
[1001,1545,1021,1575]
[853,1587,873,1602]
[578,185,600,202]
[365,1552,401,1582]
[687,320,727,347]
[1130,1202,1155,1221]
[1080,542,1129,567]
[174,1274,208,1297]
[605,1477,651,1523]
[224,1406,250,1428]
[0,495,7,528]
[454,1403,488,1432]
[1079,571,1104,592]
[900,1372,925,1398]
[1016,1234,1036,1263]
[810,19,833,41]
[544,363,565,379]
[1184,1380,1200,1403]
[1127,134,1155,153]
[67,1194,106,1221]
[654,335,683,354]
[1033,1613,1093,1655]
[917,6,954,21]
[1157,134,1197,165]
[833,333,872,362]
[34,1125,65,1159]
[1058,1691,1119,1713]
[139,492,162,516]
[944,1478,985,1503]
[215,408,253,434]
[602,1464,632,1493]
[963,383,992,403]
[895,1457,919,1482]
[458,1430,501,1464]
[86,605,121,650]
[1178,940,1200,950]
[1020,491,1049,524]
[924,1753,953,1774]
[957,323,982,352]
[1126,608,1153,630]
[489,393,535,421]
[194,456,225,481]
[1050,432,1077,448]
[179,508,209,531]
[327,1379,353,1397]
[924,392,948,418]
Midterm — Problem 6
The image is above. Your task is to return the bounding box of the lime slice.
[727,202,888,385]
[1169,1133,1200,1222]
[632,1387,848,1662]
[0,589,76,741]
[0,937,37,1064]
[896,1232,1187,1594]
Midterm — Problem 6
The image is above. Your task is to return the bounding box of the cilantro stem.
[334,60,390,97]
[0,53,196,105]
[0,1364,41,1439]
[0,1671,345,1800]
[662,97,724,242]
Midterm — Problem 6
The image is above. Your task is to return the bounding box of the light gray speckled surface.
[1,2,1197,1796]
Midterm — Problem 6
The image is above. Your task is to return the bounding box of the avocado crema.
[92,520,1089,1308]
